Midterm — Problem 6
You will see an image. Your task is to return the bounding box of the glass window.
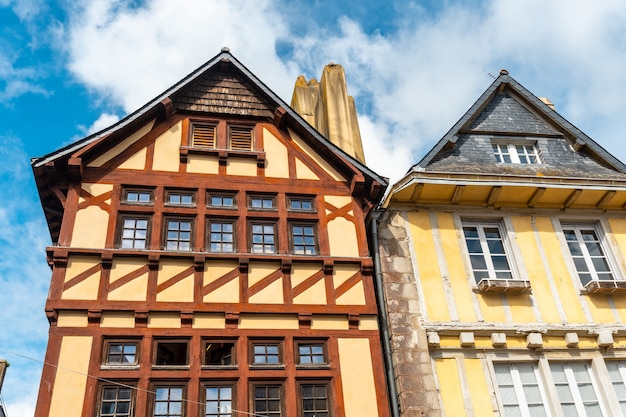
[252,342,281,365]
[203,341,236,366]
[300,384,330,417]
[253,385,282,417]
[462,222,514,282]
[251,223,276,254]
[155,341,188,366]
[120,216,150,249]
[493,143,541,164]
[493,363,550,417]
[297,343,326,365]
[105,342,138,365]
[99,385,134,417]
[204,385,233,417]
[551,362,605,417]
[606,361,626,416]
[154,386,184,417]
[562,224,616,286]
[289,197,315,211]
[290,224,317,255]
[124,189,153,204]
[250,196,275,209]
[165,219,193,251]
[208,221,235,252]
[209,193,236,208]
[167,192,194,206]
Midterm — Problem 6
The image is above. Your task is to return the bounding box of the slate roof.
[413,70,626,180]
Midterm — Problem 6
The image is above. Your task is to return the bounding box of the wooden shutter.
[192,123,216,148]
[229,126,253,151]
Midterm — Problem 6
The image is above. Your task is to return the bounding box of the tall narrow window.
[165,219,193,251]
[251,223,276,254]
[253,385,282,417]
[290,224,317,255]
[208,221,235,252]
[462,222,514,282]
[493,363,550,417]
[204,385,233,417]
[154,386,184,417]
[300,384,330,417]
[606,361,626,416]
[99,385,134,417]
[120,216,150,249]
[550,362,606,417]
[562,224,616,285]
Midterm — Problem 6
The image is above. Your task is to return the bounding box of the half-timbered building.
[32,48,390,417]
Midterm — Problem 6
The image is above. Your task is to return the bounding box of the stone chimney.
[291,64,366,164]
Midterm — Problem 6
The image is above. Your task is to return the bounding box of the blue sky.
[3,0,626,415]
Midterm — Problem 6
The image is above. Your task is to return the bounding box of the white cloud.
[82,112,121,135]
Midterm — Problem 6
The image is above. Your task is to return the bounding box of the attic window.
[192,123,217,148]
[229,125,253,151]
[493,143,541,164]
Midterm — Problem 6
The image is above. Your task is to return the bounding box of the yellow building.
[377,70,626,417]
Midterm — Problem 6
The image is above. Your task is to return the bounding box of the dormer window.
[493,143,541,164]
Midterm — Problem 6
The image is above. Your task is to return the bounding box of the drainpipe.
[369,210,401,417]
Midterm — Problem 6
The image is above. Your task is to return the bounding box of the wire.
[0,391,8,417]
[7,351,269,417]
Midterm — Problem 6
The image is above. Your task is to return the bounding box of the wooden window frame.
[118,214,152,249]
[153,339,189,368]
[202,339,237,367]
[150,383,187,417]
[294,340,328,367]
[248,194,277,210]
[228,124,254,151]
[97,382,136,417]
[287,196,316,212]
[289,222,318,255]
[163,217,195,251]
[249,221,278,254]
[208,192,237,209]
[190,121,218,149]
[165,190,196,207]
[102,339,140,367]
[122,187,154,205]
[250,382,284,417]
[202,382,236,417]
[249,340,283,367]
[207,219,236,253]
[297,380,331,417]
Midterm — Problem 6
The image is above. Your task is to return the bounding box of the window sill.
[249,364,285,370]
[151,365,190,370]
[201,365,238,370]
[295,364,330,370]
[474,279,532,294]
[583,280,626,294]
[100,365,140,371]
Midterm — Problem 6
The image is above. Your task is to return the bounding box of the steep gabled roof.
[413,69,626,177]
[32,48,387,188]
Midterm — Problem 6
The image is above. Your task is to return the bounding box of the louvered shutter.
[229,126,253,151]
[192,123,216,148]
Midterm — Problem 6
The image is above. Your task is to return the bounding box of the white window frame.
[493,142,541,164]
[560,223,620,286]
[462,220,517,282]
[549,361,609,417]
[493,362,554,417]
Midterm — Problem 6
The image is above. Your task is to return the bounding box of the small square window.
[99,385,135,417]
[119,216,151,249]
[290,224,317,255]
[124,189,153,204]
[251,341,282,365]
[299,383,330,417]
[250,223,276,254]
[209,193,236,208]
[167,191,195,206]
[250,195,276,210]
[208,220,235,252]
[104,341,138,366]
[204,385,234,417]
[252,384,283,417]
[165,218,193,251]
[288,197,315,211]
[154,341,188,366]
[203,340,236,366]
[153,385,185,417]
[296,342,327,365]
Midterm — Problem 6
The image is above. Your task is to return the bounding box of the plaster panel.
[108,257,148,301]
[434,358,466,417]
[465,358,494,417]
[292,262,326,305]
[238,313,298,329]
[263,128,289,178]
[327,217,359,257]
[118,147,147,170]
[87,119,155,167]
[48,336,92,417]
[311,315,349,330]
[358,315,379,330]
[100,311,135,328]
[156,259,194,302]
[187,154,219,174]
[295,158,320,180]
[288,128,344,181]
[152,121,181,172]
[148,312,181,328]
[226,157,257,176]
[71,205,109,248]
[203,260,240,303]
[337,338,379,417]
[56,310,88,327]
[193,313,226,329]
[62,255,101,300]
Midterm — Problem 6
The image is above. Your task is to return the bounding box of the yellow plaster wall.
[100,311,135,328]
[437,213,476,322]
[71,205,109,248]
[359,315,379,330]
[48,336,93,417]
[238,314,299,329]
[81,183,113,201]
[248,262,283,304]
[226,157,257,176]
[108,258,148,301]
[295,158,320,180]
[87,120,155,167]
[148,312,181,328]
[465,358,494,417]
[476,294,507,322]
[311,315,349,330]
[118,147,147,170]
[156,259,194,302]
[203,260,240,303]
[62,255,101,300]
[534,217,587,323]
[152,121,181,172]
[193,313,226,329]
[263,128,289,178]
[56,310,88,327]
[606,219,626,321]
[288,128,344,181]
[510,216,561,323]
[407,212,450,321]
[337,338,379,417]
[333,263,364,305]
[187,154,219,174]
[292,263,326,305]
[327,216,359,257]
[435,358,466,417]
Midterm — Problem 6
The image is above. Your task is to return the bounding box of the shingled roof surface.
[414,71,626,180]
